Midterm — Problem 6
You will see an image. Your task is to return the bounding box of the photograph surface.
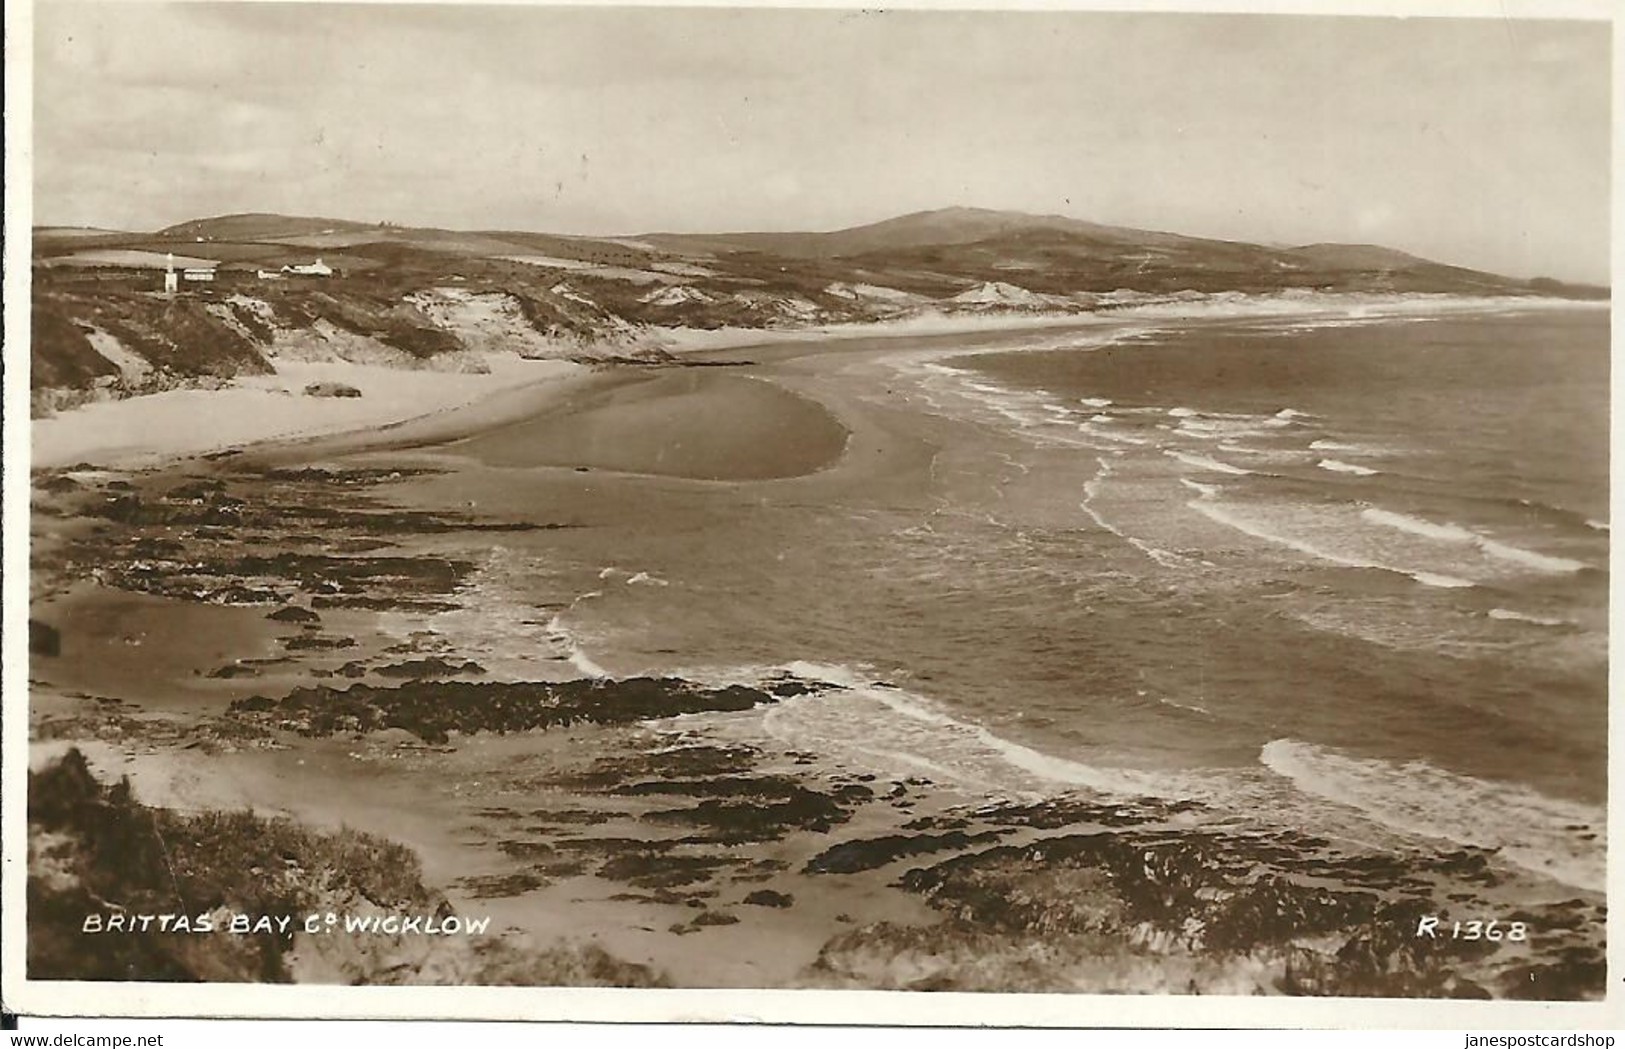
[10,0,1613,1019]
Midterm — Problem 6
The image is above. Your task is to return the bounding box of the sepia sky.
[32,2,1612,282]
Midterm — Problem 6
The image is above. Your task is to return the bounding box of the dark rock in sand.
[971,797,1191,830]
[303,382,363,399]
[601,851,740,890]
[228,677,814,745]
[619,775,871,842]
[375,658,487,679]
[282,635,358,652]
[693,910,739,927]
[266,606,321,624]
[458,872,548,899]
[743,889,794,908]
[29,619,62,657]
[804,830,1007,876]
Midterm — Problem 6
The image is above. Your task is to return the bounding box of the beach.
[26,305,1607,996]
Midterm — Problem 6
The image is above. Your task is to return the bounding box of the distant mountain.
[635,206,1586,297]
[640,206,1231,258]
[1285,243,1435,271]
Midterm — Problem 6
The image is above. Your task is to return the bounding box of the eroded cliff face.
[29,278,677,417]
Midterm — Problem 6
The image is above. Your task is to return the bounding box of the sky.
[31,2,1613,282]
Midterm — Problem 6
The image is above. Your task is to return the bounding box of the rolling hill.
[30,206,1606,413]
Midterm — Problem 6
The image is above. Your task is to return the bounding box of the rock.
[693,910,739,927]
[375,658,487,679]
[266,606,321,624]
[743,889,794,908]
[303,382,363,399]
[804,830,1005,876]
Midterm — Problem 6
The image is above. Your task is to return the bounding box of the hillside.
[30,206,1605,415]
[641,206,1244,258]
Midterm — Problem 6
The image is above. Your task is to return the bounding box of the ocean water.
[447,307,1609,895]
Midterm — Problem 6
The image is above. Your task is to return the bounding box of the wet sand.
[441,369,850,480]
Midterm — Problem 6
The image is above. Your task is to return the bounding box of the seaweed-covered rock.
[227,676,819,743]
[266,606,321,624]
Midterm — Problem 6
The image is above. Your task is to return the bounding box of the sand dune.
[446,369,850,481]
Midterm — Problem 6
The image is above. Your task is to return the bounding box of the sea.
[441,304,1610,897]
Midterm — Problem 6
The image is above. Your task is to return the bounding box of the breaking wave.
[1361,509,1588,574]
[1487,608,1569,627]
[767,661,1166,799]
[1163,450,1251,475]
[1261,739,1604,892]
[1188,499,1473,588]
[1317,459,1378,476]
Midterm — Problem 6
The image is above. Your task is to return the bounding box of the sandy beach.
[31,356,587,472]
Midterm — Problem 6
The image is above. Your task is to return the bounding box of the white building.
[282,258,334,277]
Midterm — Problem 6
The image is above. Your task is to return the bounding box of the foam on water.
[1079,425,1150,447]
[707,664,1604,894]
[1178,478,1221,498]
[1362,509,1588,574]
[1083,457,1190,569]
[1317,459,1378,476]
[1361,508,1480,542]
[545,603,611,678]
[1262,408,1314,429]
[1487,608,1570,627]
[1177,418,1268,441]
[1163,450,1251,475]
[770,661,1168,799]
[1079,397,1114,408]
[1261,739,1605,892]
[1156,696,1213,717]
[1189,499,1474,588]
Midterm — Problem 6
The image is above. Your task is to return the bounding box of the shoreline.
[649,291,1605,357]
[29,291,1598,475]
[23,301,1609,995]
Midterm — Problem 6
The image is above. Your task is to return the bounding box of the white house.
[282,258,334,277]
[163,252,218,290]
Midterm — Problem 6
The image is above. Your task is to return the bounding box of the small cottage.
[282,258,334,277]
